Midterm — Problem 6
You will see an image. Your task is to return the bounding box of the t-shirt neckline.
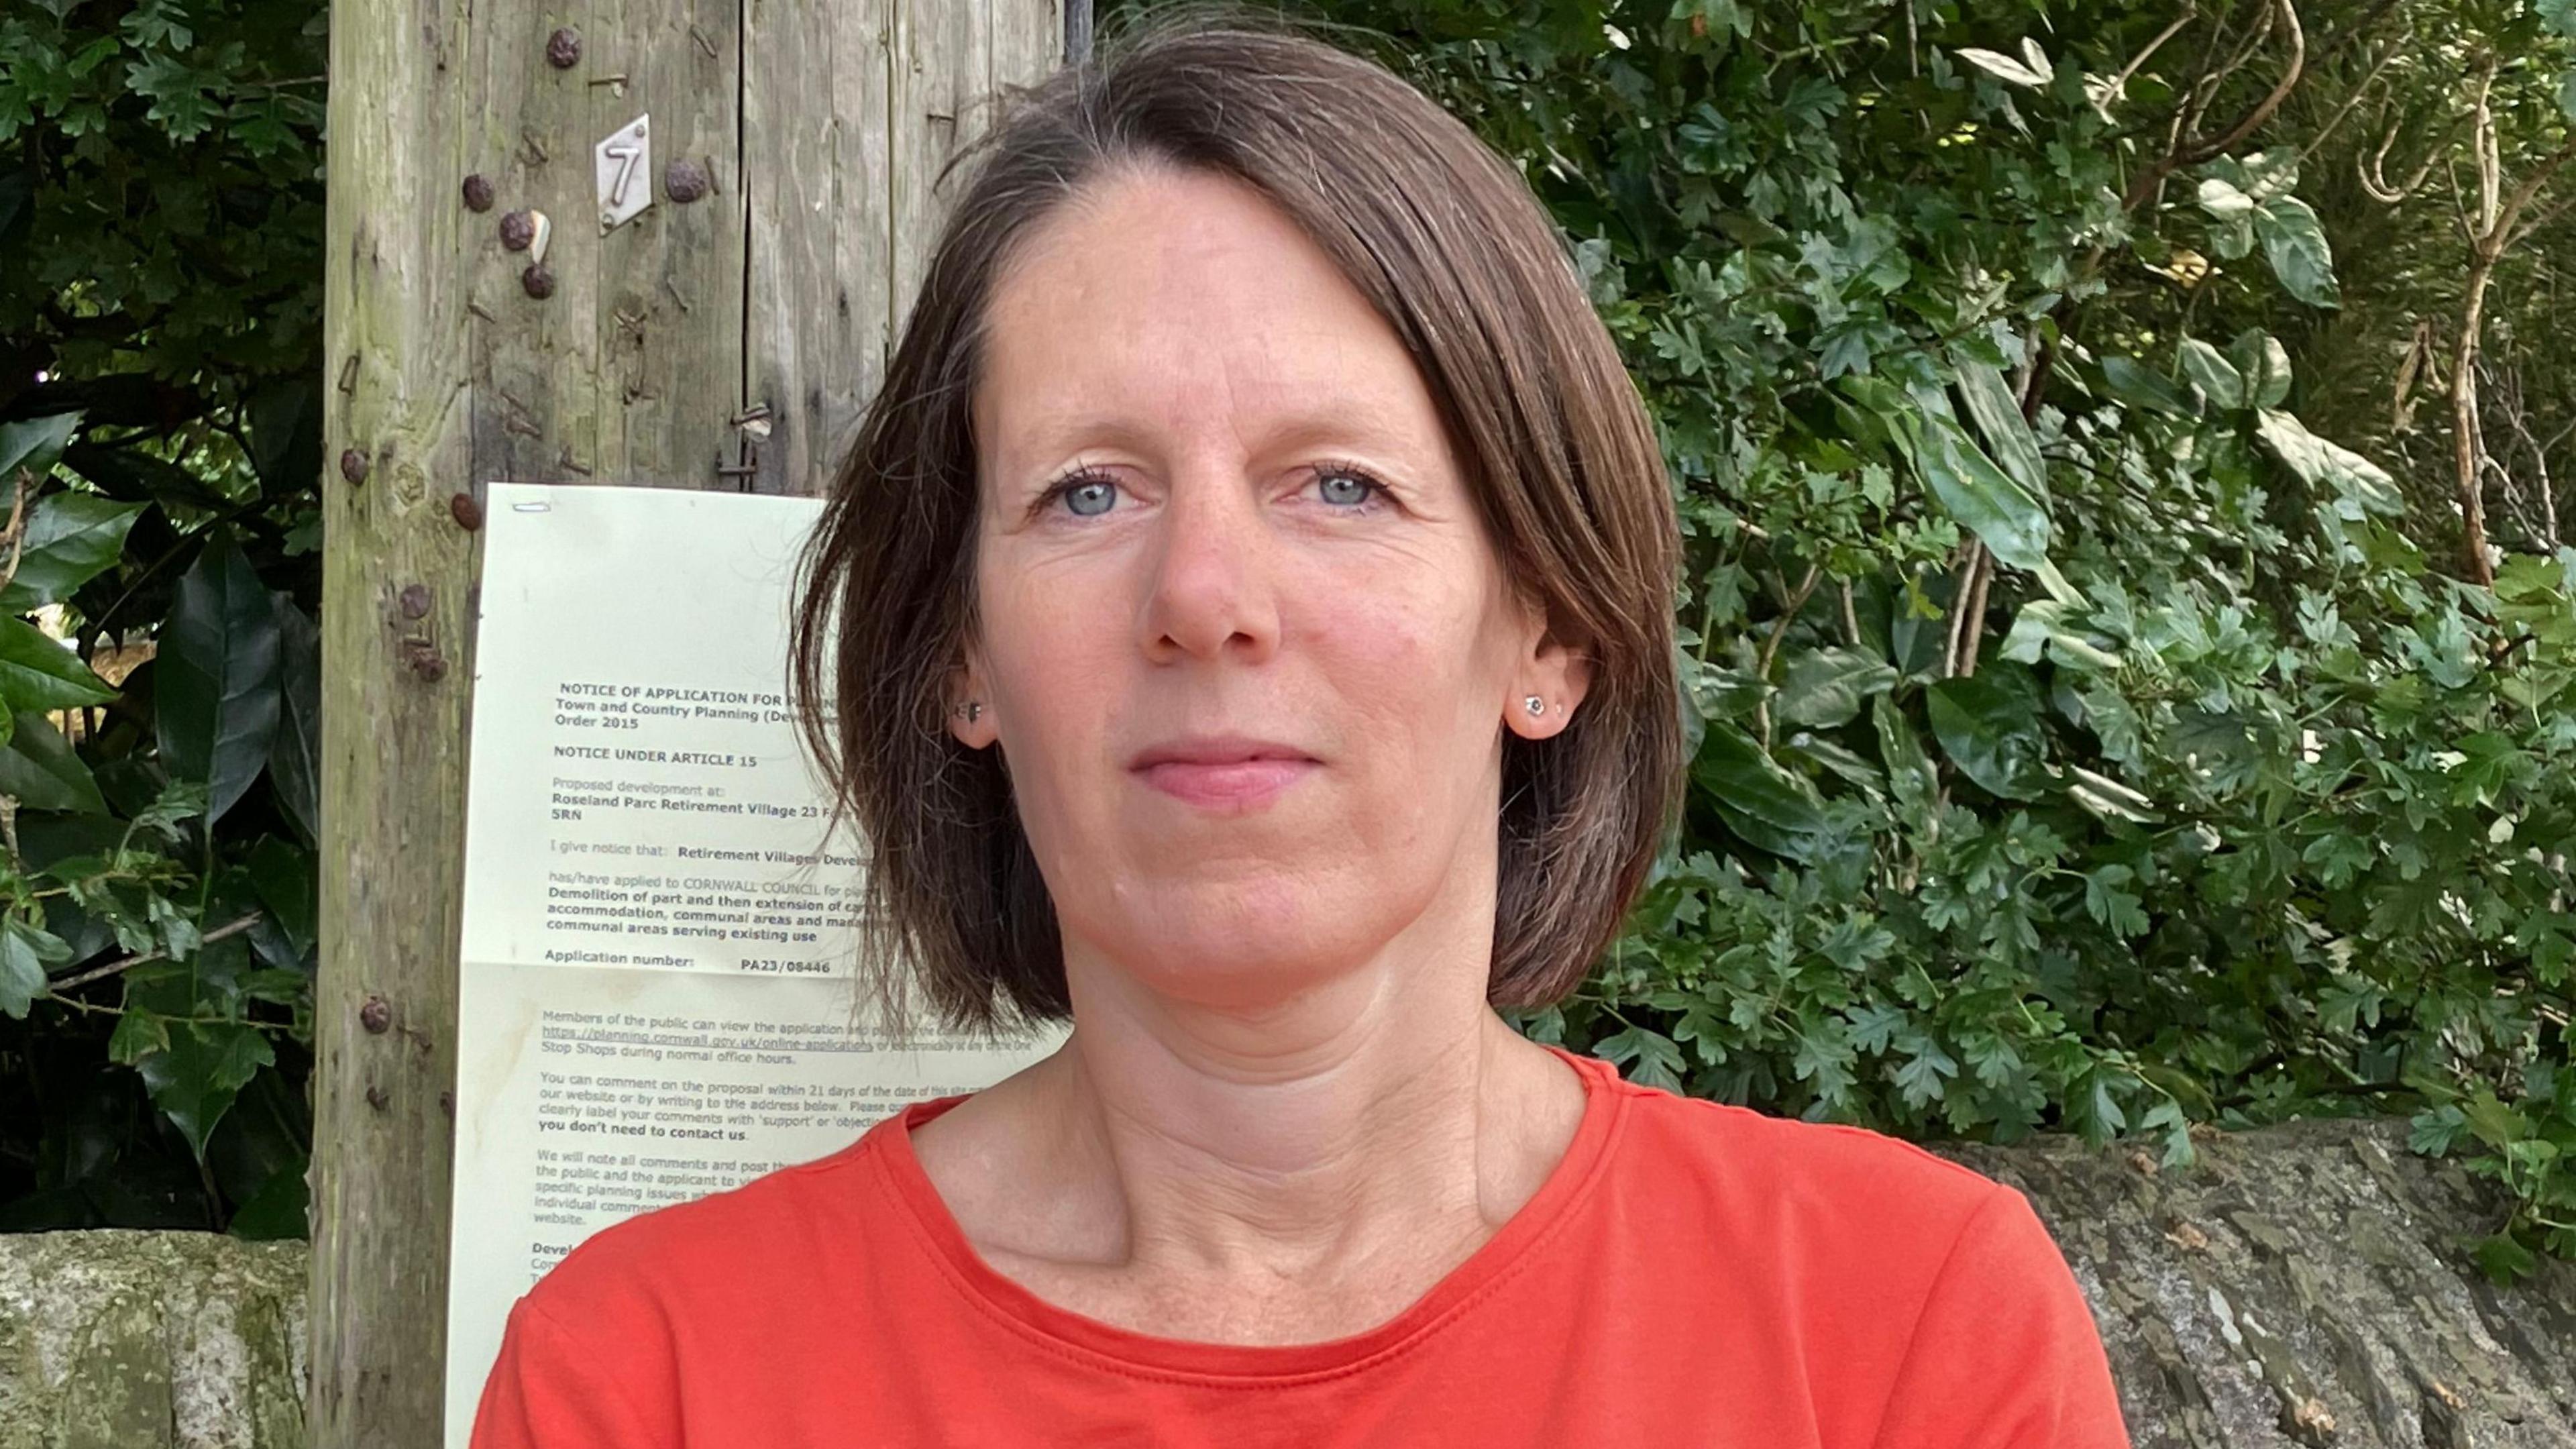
[865,1040,1629,1382]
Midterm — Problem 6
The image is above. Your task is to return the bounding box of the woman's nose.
[1137,472,1280,665]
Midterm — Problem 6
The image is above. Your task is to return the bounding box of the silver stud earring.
[1523,695,1546,716]
[958,700,983,722]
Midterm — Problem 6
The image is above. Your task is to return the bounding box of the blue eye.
[1319,464,1401,510]
[1055,476,1117,517]
[1319,469,1381,508]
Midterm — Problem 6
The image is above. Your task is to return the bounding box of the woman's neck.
[905,928,1585,1342]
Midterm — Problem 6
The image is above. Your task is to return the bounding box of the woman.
[472,9,2131,1446]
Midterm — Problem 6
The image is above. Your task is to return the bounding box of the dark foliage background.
[1,0,323,1237]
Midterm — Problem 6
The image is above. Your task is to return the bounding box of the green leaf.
[1925,667,2049,800]
[1671,0,1753,39]
[0,413,81,488]
[0,709,108,814]
[2253,195,2339,308]
[130,777,209,841]
[1892,1030,1961,1108]
[2080,1068,2129,1141]
[1872,696,1939,816]
[1951,355,2048,506]
[2473,1232,2540,1285]
[246,836,315,959]
[1776,646,1898,728]
[1998,600,2124,672]
[2195,175,2255,219]
[1903,413,2053,572]
[2139,1099,2196,1169]
[2064,764,2157,824]
[1953,45,2049,89]
[2458,1088,2526,1149]
[133,1019,276,1161]
[61,442,232,513]
[1595,1025,1686,1091]
[156,535,282,826]
[2178,339,2245,411]
[2082,867,2150,936]
[1693,721,1831,859]
[2400,1098,2463,1155]
[1792,1020,1859,1104]
[2254,409,2406,517]
[2228,330,2292,409]
[227,1155,310,1240]
[0,616,113,711]
[1684,662,1768,722]
[2098,356,2196,417]
[1845,1001,1907,1055]
[267,591,319,845]
[0,916,70,1017]
[0,492,145,612]
[108,1007,170,1064]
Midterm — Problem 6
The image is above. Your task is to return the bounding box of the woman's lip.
[1135,758,1317,809]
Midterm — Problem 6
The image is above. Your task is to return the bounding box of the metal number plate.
[594,115,652,232]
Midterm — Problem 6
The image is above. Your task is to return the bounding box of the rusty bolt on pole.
[360,994,392,1034]
[450,491,484,531]
[498,209,536,251]
[521,264,556,300]
[339,448,370,485]
[398,583,433,619]
[462,173,496,212]
[413,653,450,684]
[663,158,710,203]
[546,27,582,68]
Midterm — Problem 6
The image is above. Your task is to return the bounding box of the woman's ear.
[945,655,999,749]
[1505,608,1593,743]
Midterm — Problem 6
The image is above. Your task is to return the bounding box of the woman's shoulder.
[1593,1065,2029,1251]
[1582,1069,2128,1444]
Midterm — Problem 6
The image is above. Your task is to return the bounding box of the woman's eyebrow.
[1258,402,1416,458]
[1009,399,1419,470]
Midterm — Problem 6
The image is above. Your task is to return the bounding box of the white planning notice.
[440,483,1063,1446]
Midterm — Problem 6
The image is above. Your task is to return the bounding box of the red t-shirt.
[471,1042,2131,1447]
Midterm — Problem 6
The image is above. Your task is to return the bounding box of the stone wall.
[1941,1118,2576,1446]
[0,1231,305,1449]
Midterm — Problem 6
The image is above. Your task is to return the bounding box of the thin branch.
[2306,0,2402,65]
[2502,136,2576,250]
[2100,9,2200,119]
[1940,542,1988,678]
[2118,0,2307,211]
[2355,96,2472,206]
[2296,33,2402,166]
[0,468,33,599]
[1957,552,1998,678]
[2175,0,2306,166]
[1754,564,1824,748]
[47,912,266,996]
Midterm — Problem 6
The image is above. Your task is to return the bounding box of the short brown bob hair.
[790,3,1682,1039]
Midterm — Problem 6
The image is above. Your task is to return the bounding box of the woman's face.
[960,166,1587,1010]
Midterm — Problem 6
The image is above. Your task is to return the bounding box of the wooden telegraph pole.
[314,3,1073,1442]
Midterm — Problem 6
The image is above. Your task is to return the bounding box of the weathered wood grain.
[315,4,1066,1444]
[743,0,1063,496]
